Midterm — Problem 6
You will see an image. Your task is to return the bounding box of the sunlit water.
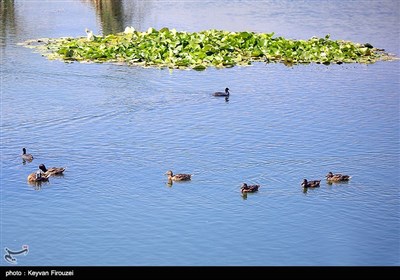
[1,0,399,266]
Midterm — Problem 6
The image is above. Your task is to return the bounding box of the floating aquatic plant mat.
[22,27,396,70]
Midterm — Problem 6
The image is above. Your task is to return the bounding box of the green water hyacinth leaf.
[22,28,396,70]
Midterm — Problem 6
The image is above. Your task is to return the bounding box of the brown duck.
[165,170,192,181]
[27,170,49,183]
[326,172,350,182]
[301,179,321,188]
[39,164,66,176]
[241,183,260,193]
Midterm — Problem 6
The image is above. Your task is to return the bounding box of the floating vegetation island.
[23,27,396,70]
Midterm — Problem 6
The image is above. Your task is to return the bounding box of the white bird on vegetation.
[124,26,135,34]
[85,28,95,41]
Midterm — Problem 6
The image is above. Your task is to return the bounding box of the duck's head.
[301,179,308,186]
[225,88,230,94]
[326,172,333,178]
[241,183,248,189]
[39,164,48,173]
[22,148,27,154]
[165,170,173,176]
[35,171,43,179]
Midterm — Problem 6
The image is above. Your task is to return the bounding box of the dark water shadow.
[0,0,17,47]
[326,180,351,186]
[22,158,33,165]
[166,180,173,188]
[89,0,126,34]
[27,180,50,191]
[165,179,192,188]
[241,190,260,200]
[84,0,152,34]
[302,186,320,195]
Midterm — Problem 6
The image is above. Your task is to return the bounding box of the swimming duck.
[301,179,321,188]
[21,148,34,162]
[27,170,49,183]
[326,172,350,182]
[165,170,191,181]
[39,164,66,176]
[241,183,260,193]
[213,88,230,97]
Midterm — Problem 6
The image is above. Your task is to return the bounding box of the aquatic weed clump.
[23,27,395,70]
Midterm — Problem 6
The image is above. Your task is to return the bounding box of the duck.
[27,170,49,183]
[213,88,230,97]
[39,164,66,176]
[326,172,350,182]
[165,170,191,181]
[241,183,260,193]
[21,148,34,162]
[301,179,321,188]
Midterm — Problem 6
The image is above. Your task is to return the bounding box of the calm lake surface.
[1,0,399,266]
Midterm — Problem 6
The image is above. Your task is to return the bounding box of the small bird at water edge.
[85,28,95,41]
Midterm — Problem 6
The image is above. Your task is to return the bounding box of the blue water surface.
[1,0,399,266]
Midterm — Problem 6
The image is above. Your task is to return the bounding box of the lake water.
[1,0,399,266]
